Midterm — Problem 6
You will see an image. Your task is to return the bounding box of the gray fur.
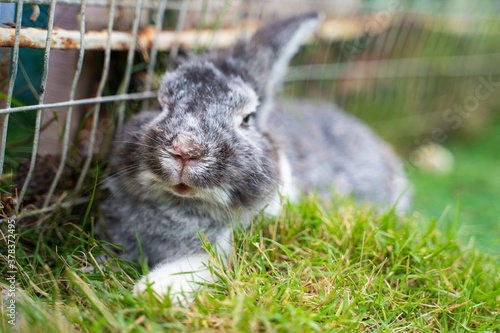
[101,12,410,274]
[270,99,410,210]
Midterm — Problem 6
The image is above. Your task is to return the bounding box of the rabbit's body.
[270,99,410,211]
[101,12,410,300]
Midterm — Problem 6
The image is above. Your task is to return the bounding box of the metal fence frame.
[0,0,176,214]
[0,0,370,217]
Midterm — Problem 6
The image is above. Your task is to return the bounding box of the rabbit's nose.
[168,134,202,167]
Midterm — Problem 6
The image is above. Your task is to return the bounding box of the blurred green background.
[285,0,500,253]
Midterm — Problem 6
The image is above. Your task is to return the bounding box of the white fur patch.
[196,186,232,207]
[138,169,158,187]
[278,151,296,201]
[134,229,233,304]
[134,254,210,296]
[264,152,296,216]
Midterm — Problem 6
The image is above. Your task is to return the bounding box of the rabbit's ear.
[235,12,321,127]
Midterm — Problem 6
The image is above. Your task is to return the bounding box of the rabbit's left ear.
[233,12,322,127]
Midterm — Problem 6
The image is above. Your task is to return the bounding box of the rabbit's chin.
[162,181,234,208]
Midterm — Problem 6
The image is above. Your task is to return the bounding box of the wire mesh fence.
[1,0,500,221]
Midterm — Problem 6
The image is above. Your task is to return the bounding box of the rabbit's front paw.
[133,270,195,299]
[133,255,212,302]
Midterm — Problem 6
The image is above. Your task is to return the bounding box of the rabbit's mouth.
[171,183,194,196]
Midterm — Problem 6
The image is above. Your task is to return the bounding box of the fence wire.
[16,0,57,208]
[0,0,24,178]
[43,0,86,207]
[73,0,116,194]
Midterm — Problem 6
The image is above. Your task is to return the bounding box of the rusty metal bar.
[0,24,253,50]
[0,15,395,50]
[0,0,182,10]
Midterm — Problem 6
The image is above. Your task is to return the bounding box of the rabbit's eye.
[240,112,255,128]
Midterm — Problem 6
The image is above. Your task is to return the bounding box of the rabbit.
[100,12,411,301]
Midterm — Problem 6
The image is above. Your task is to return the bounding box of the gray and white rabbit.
[101,12,410,300]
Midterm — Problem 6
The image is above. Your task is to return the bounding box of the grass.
[1,195,499,332]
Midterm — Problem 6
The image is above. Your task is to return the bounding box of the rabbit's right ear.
[233,12,321,127]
